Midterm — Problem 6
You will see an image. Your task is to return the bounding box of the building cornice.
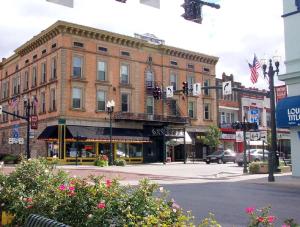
[10,20,218,65]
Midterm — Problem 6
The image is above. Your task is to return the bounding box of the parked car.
[205,149,236,164]
[235,149,269,166]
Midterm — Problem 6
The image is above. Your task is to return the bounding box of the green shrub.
[94,155,108,167]
[249,162,260,174]
[113,158,126,166]
[0,158,194,226]
[2,154,19,164]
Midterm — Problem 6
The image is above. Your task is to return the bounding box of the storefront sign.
[8,138,24,144]
[152,128,184,137]
[275,85,287,103]
[221,133,235,140]
[235,131,244,142]
[276,96,300,128]
[277,133,291,140]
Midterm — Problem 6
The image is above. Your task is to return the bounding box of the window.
[226,113,230,123]
[32,66,37,87]
[220,112,226,123]
[230,113,235,123]
[170,72,177,90]
[24,71,29,90]
[121,93,129,112]
[32,95,37,115]
[51,43,57,49]
[98,46,108,52]
[12,75,20,95]
[40,92,46,113]
[42,49,47,55]
[2,80,9,99]
[25,59,29,64]
[120,64,129,84]
[72,87,82,109]
[188,64,194,70]
[145,70,154,88]
[169,100,178,116]
[121,51,130,57]
[204,103,211,120]
[187,74,194,89]
[73,56,83,78]
[203,67,210,73]
[50,89,56,111]
[188,101,195,118]
[146,96,154,114]
[203,79,210,96]
[2,105,8,122]
[41,62,47,83]
[51,57,57,79]
[116,143,142,158]
[33,55,37,60]
[97,61,107,81]
[97,90,106,111]
[170,60,178,66]
[266,112,271,128]
[73,42,84,48]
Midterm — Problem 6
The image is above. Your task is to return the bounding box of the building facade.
[0,21,218,164]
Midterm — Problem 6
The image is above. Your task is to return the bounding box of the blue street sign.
[12,124,19,139]
[248,109,260,124]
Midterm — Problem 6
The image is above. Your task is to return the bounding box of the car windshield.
[211,151,223,155]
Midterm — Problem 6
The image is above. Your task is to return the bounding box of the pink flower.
[268,216,276,223]
[106,179,112,188]
[257,217,264,222]
[68,186,75,191]
[58,184,66,191]
[26,205,33,209]
[97,202,106,209]
[282,225,290,227]
[68,191,76,197]
[245,207,255,214]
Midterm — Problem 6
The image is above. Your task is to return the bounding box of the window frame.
[146,96,154,115]
[72,55,84,79]
[120,63,130,84]
[121,93,130,112]
[204,103,211,120]
[97,60,107,81]
[72,87,83,109]
[96,90,107,112]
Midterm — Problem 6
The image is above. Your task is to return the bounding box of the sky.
[0,0,285,89]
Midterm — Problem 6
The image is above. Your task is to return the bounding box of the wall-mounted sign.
[220,133,235,140]
[235,131,244,142]
[30,115,38,130]
[166,86,174,98]
[275,85,287,103]
[276,96,300,128]
[193,83,201,96]
[8,138,24,144]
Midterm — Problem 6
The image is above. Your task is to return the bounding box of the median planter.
[279,165,292,173]
[249,162,268,174]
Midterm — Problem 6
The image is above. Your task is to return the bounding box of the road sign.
[12,125,20,139]
[235,131,244,142]
[248,109,260,124]
[166,86,174,98]
[250,131,261,141]
[193,83,201,96]
[30,115,38,130]
[222,81,232,95]
[0,105,2,114]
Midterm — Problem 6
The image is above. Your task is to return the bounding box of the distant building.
[0,21,218,164]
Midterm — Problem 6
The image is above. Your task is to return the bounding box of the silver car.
[235,149,269,166]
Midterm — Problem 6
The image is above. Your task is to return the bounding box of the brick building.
[0,21,218,164]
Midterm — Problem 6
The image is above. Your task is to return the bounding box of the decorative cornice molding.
[10,20,218,65]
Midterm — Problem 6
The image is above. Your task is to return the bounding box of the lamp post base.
[268,175,275,182]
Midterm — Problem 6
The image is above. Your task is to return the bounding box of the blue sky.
[0,0,284,88]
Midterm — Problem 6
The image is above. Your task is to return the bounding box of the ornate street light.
[106,100,115,166]
[261,56,280,182]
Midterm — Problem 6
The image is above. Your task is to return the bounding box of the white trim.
[219,106,239,111]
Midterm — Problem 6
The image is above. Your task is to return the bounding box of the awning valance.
[276,96,300,128]
[38,125,150,142]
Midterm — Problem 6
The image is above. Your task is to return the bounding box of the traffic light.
[182,82,189,95]
[115,0,127,3]
[153,86,162,100]
[231,121,258,131]
[181,0,202,24]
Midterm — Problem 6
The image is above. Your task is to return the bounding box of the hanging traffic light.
[181,0,198,21]
[182,81,189,95]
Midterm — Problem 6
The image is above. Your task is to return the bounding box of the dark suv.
[205,149,236,164]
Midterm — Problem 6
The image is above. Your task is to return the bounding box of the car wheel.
[206,160,210,164]
[218,159,223,164]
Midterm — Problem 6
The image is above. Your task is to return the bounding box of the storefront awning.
[276,96,300,128]
[167,132,192,145]
[38,125,150,143]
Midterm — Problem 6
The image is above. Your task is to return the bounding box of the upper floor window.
[145,70,154,88]
[50,89,56,111]
[220,112,226,124]
[169,100,178,116]
[73,56,83,79]
[96,90,106,111]
[40,92,46,114]
[72,87,82,109]
[1,105,8,122]
[188,101,195,118]
[2,80,9,99]
[203,79,210,96]
[146,96,154,115]
[51,57,57,79]
[12,75,20,95]
[51,43,57,49]
[187,64,194,70]
[73,42,84,48]
[204,103,211,120]
[121,93,129,112]
[121,51,130,57]
[203,67,210,74]
[98,46,108,52]
[32,66,37,87]
[41,62,47,83]
[170,60,178,66]
[187,74,195,89]
[42,49,47,55]
[24,71,29,91]
[170,72,177,90]
[120,64,129,84]
[97,61,107,81]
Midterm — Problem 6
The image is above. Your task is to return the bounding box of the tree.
[200,125,221,152]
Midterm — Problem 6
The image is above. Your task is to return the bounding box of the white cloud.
[0,0,285,88]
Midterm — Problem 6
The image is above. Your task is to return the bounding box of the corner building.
[0,21,218,164]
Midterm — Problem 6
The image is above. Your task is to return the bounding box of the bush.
[94,155,108,167]
[113,159,126,166]
[0,158,194,226]
[2,154,19,164]
[249,162,268,174]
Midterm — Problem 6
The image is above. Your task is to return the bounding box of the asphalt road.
[164,181,300,227]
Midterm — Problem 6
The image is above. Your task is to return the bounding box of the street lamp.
[106,100,115,166]
[261,56,280,182]
[23,95,36,159]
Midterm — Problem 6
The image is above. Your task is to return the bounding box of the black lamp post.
[106,100,115,166]
[262,57,280,182]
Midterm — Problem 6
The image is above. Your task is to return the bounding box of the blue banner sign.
[248,109,260,124]
[276,96,300,128]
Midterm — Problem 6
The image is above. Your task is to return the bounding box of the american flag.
[10,97,18,108]
[248,54,261,84]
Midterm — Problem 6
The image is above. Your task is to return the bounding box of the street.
[164,180,300,227]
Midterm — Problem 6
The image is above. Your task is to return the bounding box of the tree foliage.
[200,125,221,151]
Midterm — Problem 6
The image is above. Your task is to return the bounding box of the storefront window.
[66,142,96,158]
[47,142,59,157]
[116,143,142,158]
